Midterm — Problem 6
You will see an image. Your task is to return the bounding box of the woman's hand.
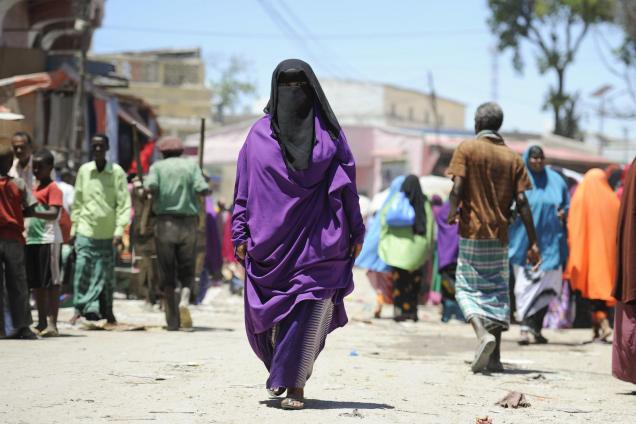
[350,243,363,260]
[526,242,542,271]
[236,243,247,260]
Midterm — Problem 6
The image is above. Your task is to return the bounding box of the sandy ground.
[1,268,635,424]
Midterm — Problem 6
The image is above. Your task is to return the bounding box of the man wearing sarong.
[232,59,364,410]
[447,102,540,373]
[144,136,209,331]
[613,158,636,385]
[71,134,131,324]
[509,146,570,345]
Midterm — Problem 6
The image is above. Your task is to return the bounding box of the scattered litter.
[349,350,359,357]
[528,373,546,381]
[495,391,531,408]
[339,409,364,418]
[475,416,493,424]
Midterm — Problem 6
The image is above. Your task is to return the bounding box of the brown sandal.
[281,397,304,410]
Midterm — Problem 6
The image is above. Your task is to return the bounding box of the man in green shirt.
[70,134,131,325]
[145,136,209,331]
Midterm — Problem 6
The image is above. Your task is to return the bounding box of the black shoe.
[529,329,548,344]
[9,327,39,340]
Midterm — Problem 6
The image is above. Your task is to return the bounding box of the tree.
[614,0,636,108]
[209,56,257,123]
[488,0,615,138]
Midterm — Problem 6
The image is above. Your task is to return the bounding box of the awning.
[117,108,154,138]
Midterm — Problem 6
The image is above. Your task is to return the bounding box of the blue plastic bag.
[385,192,415,227]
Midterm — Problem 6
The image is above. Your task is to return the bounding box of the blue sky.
[92,0,634,139]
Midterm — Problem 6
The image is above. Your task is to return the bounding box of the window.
[163,63,200,86]
[389,103,396,117]
[130,61,158,83]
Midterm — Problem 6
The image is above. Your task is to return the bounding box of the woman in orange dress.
[566,169,620,341]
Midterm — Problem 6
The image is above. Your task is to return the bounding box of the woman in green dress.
[379,175,435,321]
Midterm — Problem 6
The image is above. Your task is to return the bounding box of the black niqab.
[401,174,427,236]
[264,59,341,171]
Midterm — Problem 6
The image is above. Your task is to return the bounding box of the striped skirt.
[253,299,335,390]
[455,238,510,329]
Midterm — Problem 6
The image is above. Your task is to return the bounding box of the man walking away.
[144,136,209,331]
[447,102,541,373]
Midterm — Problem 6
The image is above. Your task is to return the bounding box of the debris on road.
[475,416,493,424]
[495,391,531,408]
[339,409,364,418]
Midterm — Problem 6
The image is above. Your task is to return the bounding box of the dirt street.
[1,269,635,423]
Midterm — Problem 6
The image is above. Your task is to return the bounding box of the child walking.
[26,148,64,336]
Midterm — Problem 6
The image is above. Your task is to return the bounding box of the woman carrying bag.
[379,175,435,321]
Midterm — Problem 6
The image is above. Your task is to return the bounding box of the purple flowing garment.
[433,201,460,270]
[204,197,223,275]
[232,115,365,367]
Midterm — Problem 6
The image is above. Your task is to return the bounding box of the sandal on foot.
[40,327,59,337]
[281,397,304,410]
[179,305,193,329]
[471,333,496,373]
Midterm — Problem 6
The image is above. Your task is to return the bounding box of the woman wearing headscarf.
[613,159,636,385]
[355,176,405,318]
[378,175,434,321]
[509,146,570,344]
[232,59,364,410]
[566,169,620,341]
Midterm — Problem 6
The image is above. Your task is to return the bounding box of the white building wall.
[251,79,386,126]
[319,79,386,126]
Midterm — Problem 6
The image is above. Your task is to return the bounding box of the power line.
[89,25,486,40]
[275,0,364,79]
[255,0,342,77]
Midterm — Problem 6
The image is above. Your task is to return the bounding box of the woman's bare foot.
[40,325,59,337]
[373,303,382,319]
[281,388,304,410]
[69,313,81,326]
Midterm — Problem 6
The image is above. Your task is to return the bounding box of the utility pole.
[591,84,613,155]
[491,44,499,102]
[69,1,91,168]
[428,71,441,141]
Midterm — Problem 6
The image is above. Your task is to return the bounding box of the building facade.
[91,48,212,138]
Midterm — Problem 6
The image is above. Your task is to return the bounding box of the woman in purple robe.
[231,59,365,410]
